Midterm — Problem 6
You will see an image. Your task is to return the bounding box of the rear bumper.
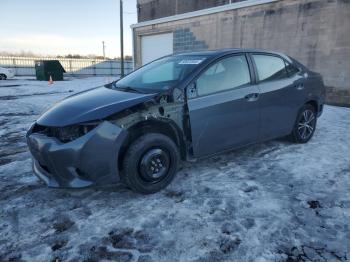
[317,103,324,117]
[26,121,127,188]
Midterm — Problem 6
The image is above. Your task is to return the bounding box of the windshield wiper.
[119,86,144,93]
[112,82,144,94]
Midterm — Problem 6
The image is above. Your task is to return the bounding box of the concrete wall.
[137,0,237,22]
[134,0,350,106]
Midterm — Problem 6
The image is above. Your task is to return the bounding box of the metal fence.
[0,56,134,77]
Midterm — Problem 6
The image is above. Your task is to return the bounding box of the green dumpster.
[35,60,66,81]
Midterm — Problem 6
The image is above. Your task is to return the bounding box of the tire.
[0,74,7,80]
[290,104,317,143]
[122,133,180,194]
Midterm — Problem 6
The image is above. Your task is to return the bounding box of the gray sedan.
[26,49,326,194]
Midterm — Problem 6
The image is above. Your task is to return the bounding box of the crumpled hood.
[37,86,157,127]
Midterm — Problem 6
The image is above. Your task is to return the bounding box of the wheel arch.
[118,119,187,170]
[305,100,319,113]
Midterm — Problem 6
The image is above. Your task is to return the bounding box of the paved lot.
[0,77,349,262]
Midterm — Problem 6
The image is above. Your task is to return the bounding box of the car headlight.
[32,122,100,143]
[54,122,99,143]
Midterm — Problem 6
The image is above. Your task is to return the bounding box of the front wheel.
[290,104,317,143]
[122,133,180,194]
[0,74,7,80]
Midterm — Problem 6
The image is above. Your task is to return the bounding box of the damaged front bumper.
[26,121,127,188]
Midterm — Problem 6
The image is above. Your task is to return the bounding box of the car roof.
[173,48,292,62]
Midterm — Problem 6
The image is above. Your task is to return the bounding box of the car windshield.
[112,55,209,93]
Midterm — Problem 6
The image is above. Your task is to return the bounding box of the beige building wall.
[133,0,350,106]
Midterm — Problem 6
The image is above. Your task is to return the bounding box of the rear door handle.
[245,93,259,102]
[295,83,304,90]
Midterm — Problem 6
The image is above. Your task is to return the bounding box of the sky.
[0,0,137,57]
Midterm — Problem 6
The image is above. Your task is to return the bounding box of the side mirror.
[186,82,197,99]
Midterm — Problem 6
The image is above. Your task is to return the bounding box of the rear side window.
[253,55,288,82]
[196,55,251,96]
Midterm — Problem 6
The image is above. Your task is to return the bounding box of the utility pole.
[120,0,125,77]
[102,41,106,59]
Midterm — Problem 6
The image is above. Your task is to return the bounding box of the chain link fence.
[0,56,134,77]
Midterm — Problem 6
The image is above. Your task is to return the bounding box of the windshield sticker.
[179,59,204,65]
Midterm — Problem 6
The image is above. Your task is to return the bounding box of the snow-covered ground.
[0,77,349,262]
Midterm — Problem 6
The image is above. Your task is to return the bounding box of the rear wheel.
[290,104,317,143]
[122,133,180,194]
[0,74,7,80]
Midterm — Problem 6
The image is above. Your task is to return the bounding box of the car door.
[187,54,261,158]
[250,54,305,140]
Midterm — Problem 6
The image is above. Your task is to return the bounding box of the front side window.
[113,55,209,93]
[253,55,288,82]
[196,55,251,96]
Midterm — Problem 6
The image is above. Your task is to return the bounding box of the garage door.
[141,33,173,65]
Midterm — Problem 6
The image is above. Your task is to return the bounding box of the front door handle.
[245,93,259,102]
